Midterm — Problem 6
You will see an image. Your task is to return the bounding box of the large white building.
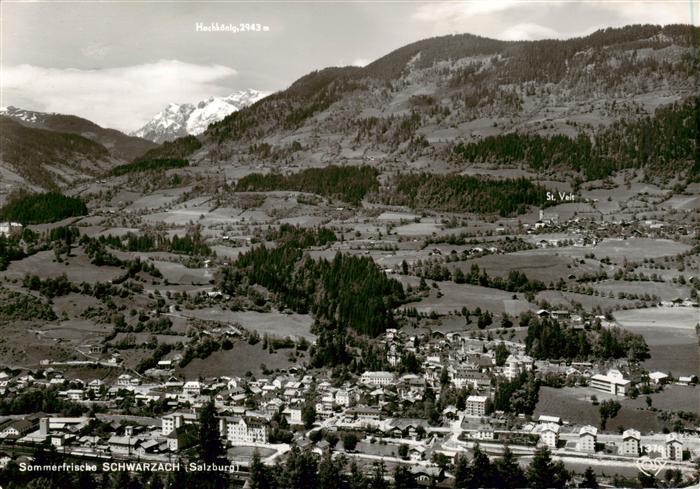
[619,429,641,457]
[539,423,560,449]
[335,389,355,407]
[465,395,488,417]
[503,354,534,380]
[183,381,203,397]
[578,425,597,453]
[0,222,22,237]
[221,416,270,445]
[221,416,268,445]
[360,371,396,387]
[161,412,198,436]
[589,369,630,396]
[665,433,683,461]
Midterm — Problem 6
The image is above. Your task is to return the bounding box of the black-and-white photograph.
[0,1,698,488]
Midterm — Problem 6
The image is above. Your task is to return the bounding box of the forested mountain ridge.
[0,106,157,199]
[180,24,698,183]
[0,106,157,161]
[0,117,118,192]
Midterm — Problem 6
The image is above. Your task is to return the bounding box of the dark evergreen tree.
[526,447,570,489]
[197,400,224,464]
[318,453,347,489]
[493,446,527,488]
[393,465,416,489]
[581,466,599,489]
[453,453,469,489]
[249,450,273,489]
[465,445,496,489]
[280,447,318,489]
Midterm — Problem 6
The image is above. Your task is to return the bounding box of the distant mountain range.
[185,25,697,183]
[0,106,157,161]
[130,89,267,143]
[0,106,156,194]
[1,24,697,199]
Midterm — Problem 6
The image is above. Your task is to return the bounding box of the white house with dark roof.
[665,433,683,461]
[619,429,641,456]
[539,423,560,449]
[503,354,533,380]
[578,425,597,453]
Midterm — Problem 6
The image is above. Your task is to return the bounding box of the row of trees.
[0,386,88,416]
[235,165,379,205]
[493,371,541,414]
[87,228,212,256]
[380,174,548,216]
[454,97,697,181]
[219,242,405,338]
[525,317,650,362]
[454,445,571,489]
[263,223,337,248]
[0,191,88,224]
[415,262,547,294]
[0,233,27,270]
[110,158,188,176]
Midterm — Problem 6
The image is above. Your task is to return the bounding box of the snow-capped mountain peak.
[131,89,267,143]
[0,105,48,124]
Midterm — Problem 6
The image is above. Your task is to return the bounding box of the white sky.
[1,1,698,131]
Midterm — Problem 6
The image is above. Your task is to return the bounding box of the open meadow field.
[614,307,700,375]
[456,252,599,283]
[592,280,690,301]
[0,249,123,283]
[396,275,534,315]
[0,321,77,367]
[179,308,316,340]
[520,238,691,262]
[534,387,670,433]
[177,341,307,378]
[536,290,638,312]
[624,384,699,412]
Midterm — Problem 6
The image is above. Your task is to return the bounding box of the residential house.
[161,412,198,436]
[665,433,683,461]
[183,381,203,397]
[347,406,381,422]
[465,395,488,417]
[620,429,641,457]
[503,354,534,380]
[648,372,669,385]
[578,426,597,453]
[539,423,560,449]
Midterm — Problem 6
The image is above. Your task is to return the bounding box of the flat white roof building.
[360,371,396,386]
[590,369,630,396]
[465,395,488,417]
